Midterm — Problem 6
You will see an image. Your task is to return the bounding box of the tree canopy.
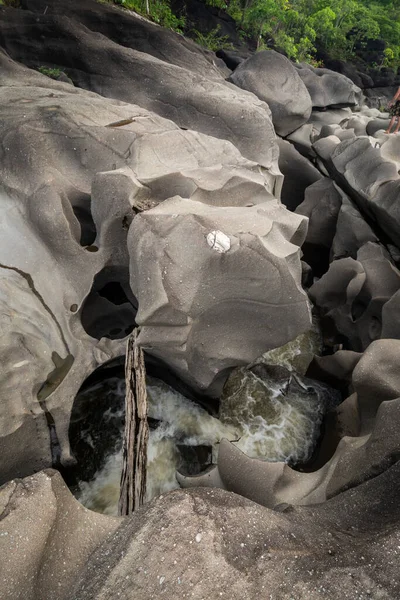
[210,0,400,65]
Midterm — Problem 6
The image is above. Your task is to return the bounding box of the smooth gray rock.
[129,196,311,395]
[310,242,400,351]
[277,138,323,210]
[296,178,342,248]
[229,50,312,136]
[0,4,280,176]
[308,107,352,133]
[332,192,378,260]
[382,289,400,340]
[316,137,400,246]
[294,63,363,109]
[286,123,317,157]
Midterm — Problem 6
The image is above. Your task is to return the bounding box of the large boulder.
[313,136,400,247]
[229,50,312,136]
[129,196,311,395]
[332,193,378,260]
[295,178,342,273]
[5,0,228,79]
[2,466,400,600]
[294,63,363,109]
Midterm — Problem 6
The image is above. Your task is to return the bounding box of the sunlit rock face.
[129,196,311,395]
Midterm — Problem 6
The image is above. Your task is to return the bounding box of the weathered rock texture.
[277,138,322,210]
[1,466,400,600]
[0,0,281,179]
[294,63,363,109]
[129,196,311,394]
[0,44,300,481]
[179,339,400,510]
[310,243,400,351]
[313,135,400,247]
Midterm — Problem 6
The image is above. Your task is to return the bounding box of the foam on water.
[76,378,238,514]
[75,330,328,515]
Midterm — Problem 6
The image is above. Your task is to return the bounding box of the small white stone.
[206,230,231,253]
[195,533,202,543]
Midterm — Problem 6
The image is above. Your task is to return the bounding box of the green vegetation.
[206,0,400,65]
[192,25,234,51]
[110,0,185,32]
[38,66,62,79]
[98,0,399,68]
[0,0,21,7]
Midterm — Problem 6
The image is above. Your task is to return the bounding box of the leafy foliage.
[0,0,21,6]
[204,0,400,66]
[191,25,234,50]
[110,0,185,32]
[38,66,62,79]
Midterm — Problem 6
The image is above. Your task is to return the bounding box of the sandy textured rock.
[129,196,311,394]
[1,467,400,600]
[294,63,363,109]
[229,50,312,136]
[0,470,120,600]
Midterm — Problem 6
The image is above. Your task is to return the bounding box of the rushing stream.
[72,330,337,516]
[70,329,338,515]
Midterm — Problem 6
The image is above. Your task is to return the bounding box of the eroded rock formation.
[1,1,400,598]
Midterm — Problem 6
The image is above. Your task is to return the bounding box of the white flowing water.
[75,381,328,516]
[74,328,329,515]
[76,378,238,515]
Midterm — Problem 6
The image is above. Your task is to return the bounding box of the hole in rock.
[66,340,341,515]
[72,206,97,246]
[351,298,368,321]
[81,271,137,340]
[85,245,99,252]
[66,359,217,515]
[98,281,131,305]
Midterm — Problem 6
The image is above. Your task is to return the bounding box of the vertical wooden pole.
[119,329,149,516]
